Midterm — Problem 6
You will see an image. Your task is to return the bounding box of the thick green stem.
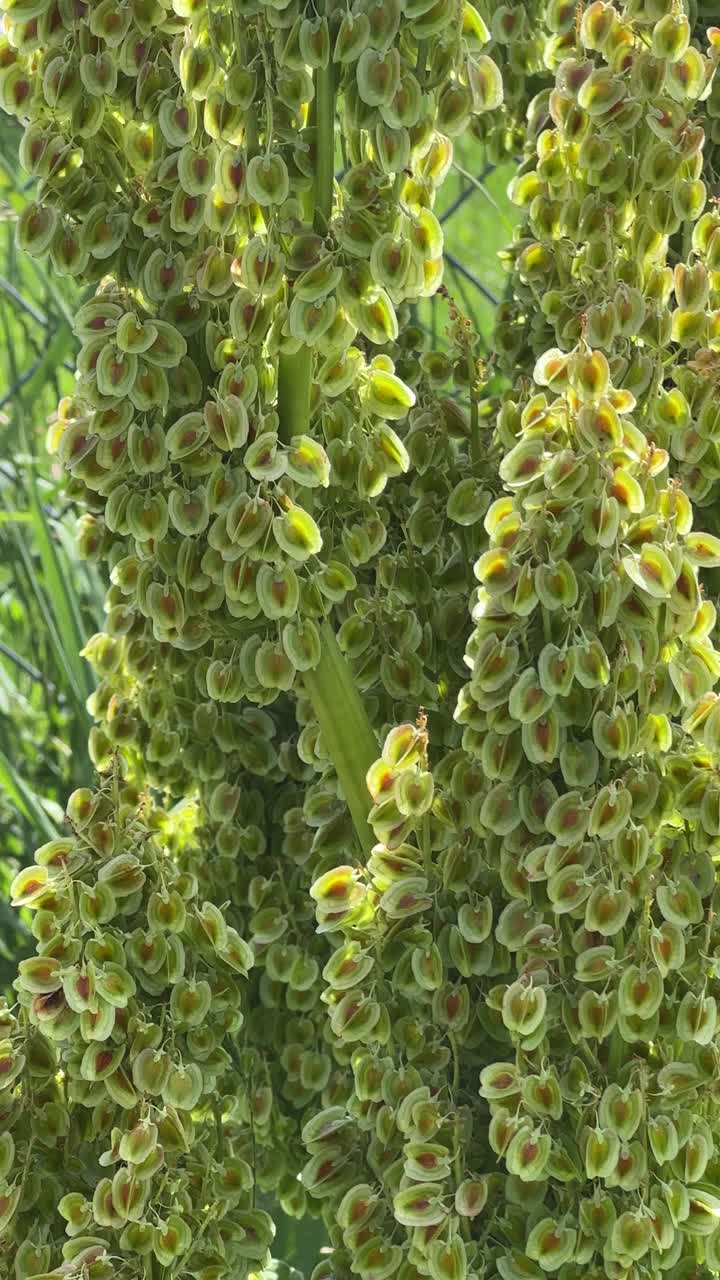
[304,623,378,856]
[277,51,334,441]
[277,55,374,852]
[277,346,312,444]
[314,57,335,231]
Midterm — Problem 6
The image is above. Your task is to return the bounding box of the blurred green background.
[0,111,517,1270]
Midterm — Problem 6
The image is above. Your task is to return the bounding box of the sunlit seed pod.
[169,977,212,1029]
[584,300,617,350]
[652,12,690,62]
[82,626,121,675]
[174,145,213,199]
[331,9,369,66]
[203,395,251,457]
[608,1210,653,1264]
[580,0,616,50]
[645,1117,681,1177]
[141,249,186,304]
[48,230,91,287]
[537,643,575,698]
[674,261,710,313]
[241,431,285,484]
[168,184,205,236]
[273,504,322,561]
[273,435,327,495]
[177,39,216,98]
[157,96,197,148]
[472,636,519,693]
[425,1234,467,1280]
[656,875,703,926]
[592,711,635,764]
[145,581,185,633]
[360,370,416,428]
[447,1175,490,1231]
[202,91,244,145]
[684,530,720,569]
[313,561,357,607]
[466,53,504,114]
[164,411,207,463]
[229,290,275,345]
[206,659,244,703]
[355,46,401,109]
[295,15,328,68]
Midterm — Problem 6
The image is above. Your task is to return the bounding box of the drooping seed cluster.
[301,9,720,1280]
[0,0,509,1275]
[496,1,720,507]
[2,770,272,1280]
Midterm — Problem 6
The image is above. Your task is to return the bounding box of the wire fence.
[425,147,517,354]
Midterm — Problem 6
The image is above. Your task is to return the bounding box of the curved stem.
[277,51,374,852]
[303,623,378,856]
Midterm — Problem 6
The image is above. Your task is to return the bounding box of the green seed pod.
[16,200,58,256]
[255,640,295,692]
[289,295,337,345]
[273,504,323,561]
[393,1183,447,1228]
[257,565,300,620]
[584,884,631,937]
[454,1178,488,1219]
[501,980,547,1037]
[526,1217,576,1269]
[246,154,290,206]
[334,10,370,62]
[356,47,401,108]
